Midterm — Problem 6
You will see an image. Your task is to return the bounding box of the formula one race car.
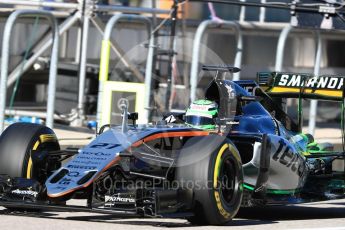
[1,65,345,225]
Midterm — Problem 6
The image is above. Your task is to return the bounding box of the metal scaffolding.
[0,0,79,9]
[96,14,154,126]
[0,0,170,130]
[2,1,343,132]
[0,10,59,132]
[275,25,322,135]
[190,19,243,102]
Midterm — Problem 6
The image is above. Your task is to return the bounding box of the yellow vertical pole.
[97,40,111,126]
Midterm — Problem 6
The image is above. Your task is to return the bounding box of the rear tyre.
[176,135,243,225]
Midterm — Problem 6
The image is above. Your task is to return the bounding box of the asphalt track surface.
[1,199,345,230]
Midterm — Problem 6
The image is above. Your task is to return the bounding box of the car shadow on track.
[2,203,345,227]
[1,209,185,228]
[63,215,275,228]
[0,208,275,228]
[237,204,345,221]
[0,208,56,218]
[323,201,345,206]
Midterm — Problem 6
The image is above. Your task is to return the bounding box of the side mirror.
[128,112,138,121]
[128,112,138,126]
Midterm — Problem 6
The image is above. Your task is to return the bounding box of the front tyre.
[176,136,243,225]
[0,122,60,181]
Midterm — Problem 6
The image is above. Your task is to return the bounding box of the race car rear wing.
[257,72,345,101]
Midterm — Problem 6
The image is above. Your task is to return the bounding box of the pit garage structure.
[0,1,345,132]
[0,10,59,132]
[0,0,170,131]
[275,25,323,135]
[96,14,154,126]
[190,19,243,102]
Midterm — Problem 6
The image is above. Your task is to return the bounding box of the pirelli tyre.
[0,122,60,182]
[176,135,243,225]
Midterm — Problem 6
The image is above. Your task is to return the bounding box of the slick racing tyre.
[176,135,243,225]
[0,122,60,182]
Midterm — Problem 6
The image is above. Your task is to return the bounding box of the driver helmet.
[185,99,218,130]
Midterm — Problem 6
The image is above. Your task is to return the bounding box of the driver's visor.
[185,115,215,126]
